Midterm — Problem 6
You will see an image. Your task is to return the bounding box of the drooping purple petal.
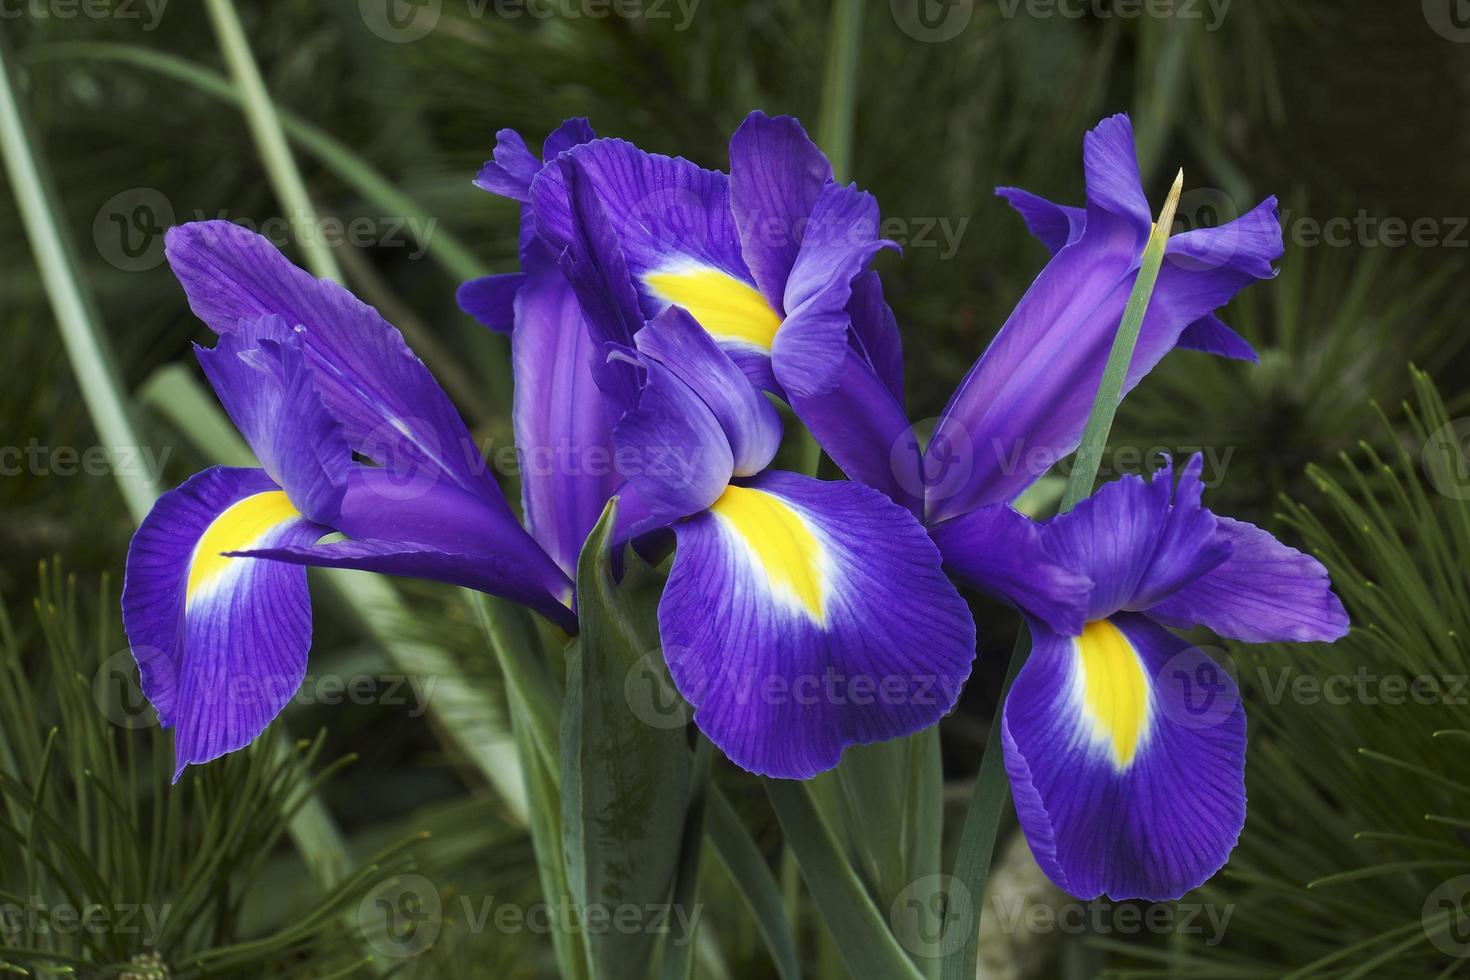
[194,314,349,526]
[1176,312,1258,362]
[122,466,328,778]
[658,471,975,779]
[165,222,507,509]
[1146,516,1349,643]
[1003,613,1246,900]
[929,504,1091,636]
[728,110,833,311]
[996,186,1085,253]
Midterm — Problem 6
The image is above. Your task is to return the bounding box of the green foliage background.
[1,0,1468,976]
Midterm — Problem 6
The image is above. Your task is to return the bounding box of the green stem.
[203,0,341,282]
[817,0,863,183]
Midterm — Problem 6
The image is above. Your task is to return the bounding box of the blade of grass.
[766,779,925,980]
[0,27,351,891]
[940,169,1187,980]
[202,0,341,282]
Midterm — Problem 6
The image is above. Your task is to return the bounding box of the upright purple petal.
[659,471,975,778]
[926,117,1281,522]
[194,314,349,526]
[846,270,905,402]
[728,110,833,311]
[772,183,896,398]
[165,222,507,510]
[475,129,543,202]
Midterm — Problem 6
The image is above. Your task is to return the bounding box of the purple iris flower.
[1002,455,1347,900]
[460,114,977,779]
[123,221,576,778]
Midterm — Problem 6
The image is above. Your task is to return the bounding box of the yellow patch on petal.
[709,485,828,624]
[1074,618,1152,769]
[644,266,782,349]
[187,491,301,602]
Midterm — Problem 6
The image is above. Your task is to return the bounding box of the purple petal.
[194,315,349,526]
[634,307,782,477]
[729,110,833,311]
[456,272,525,334]
[542,117,597,163]
[474,128,543,202]
[846,270,905,402]
[1004,614,1246,900]
[1147,516,1349,643]
[659,471,975,779]
[930,504,1091,636]
[1176,312,1258,363]
[1044,457,1231,621]
[122,466,328,778]
[165,222,509,510]
[772,182,896,398]
[996,186,1085,254]
[610,345,734,527]
[789,349,922,517]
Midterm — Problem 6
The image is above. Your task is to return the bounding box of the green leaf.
[765,779,925,980]
[564,500,693,980]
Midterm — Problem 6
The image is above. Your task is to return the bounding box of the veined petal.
[166,222,507,509]
[846,270,906,402]
[1044,456,1231,621]
[122,467,328,778]
[658,471,975,779]
[928,118,1279,522]
[789,349,922,516]
[634,307,781,477]
[194,314,349,526]
[930,503,1091,636]
[772,182,896,398]
[1003,613,1246,900]
[1147,516,1349,643]
[729,110,833,311]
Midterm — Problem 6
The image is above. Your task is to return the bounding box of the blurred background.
[2,0,1469,976]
